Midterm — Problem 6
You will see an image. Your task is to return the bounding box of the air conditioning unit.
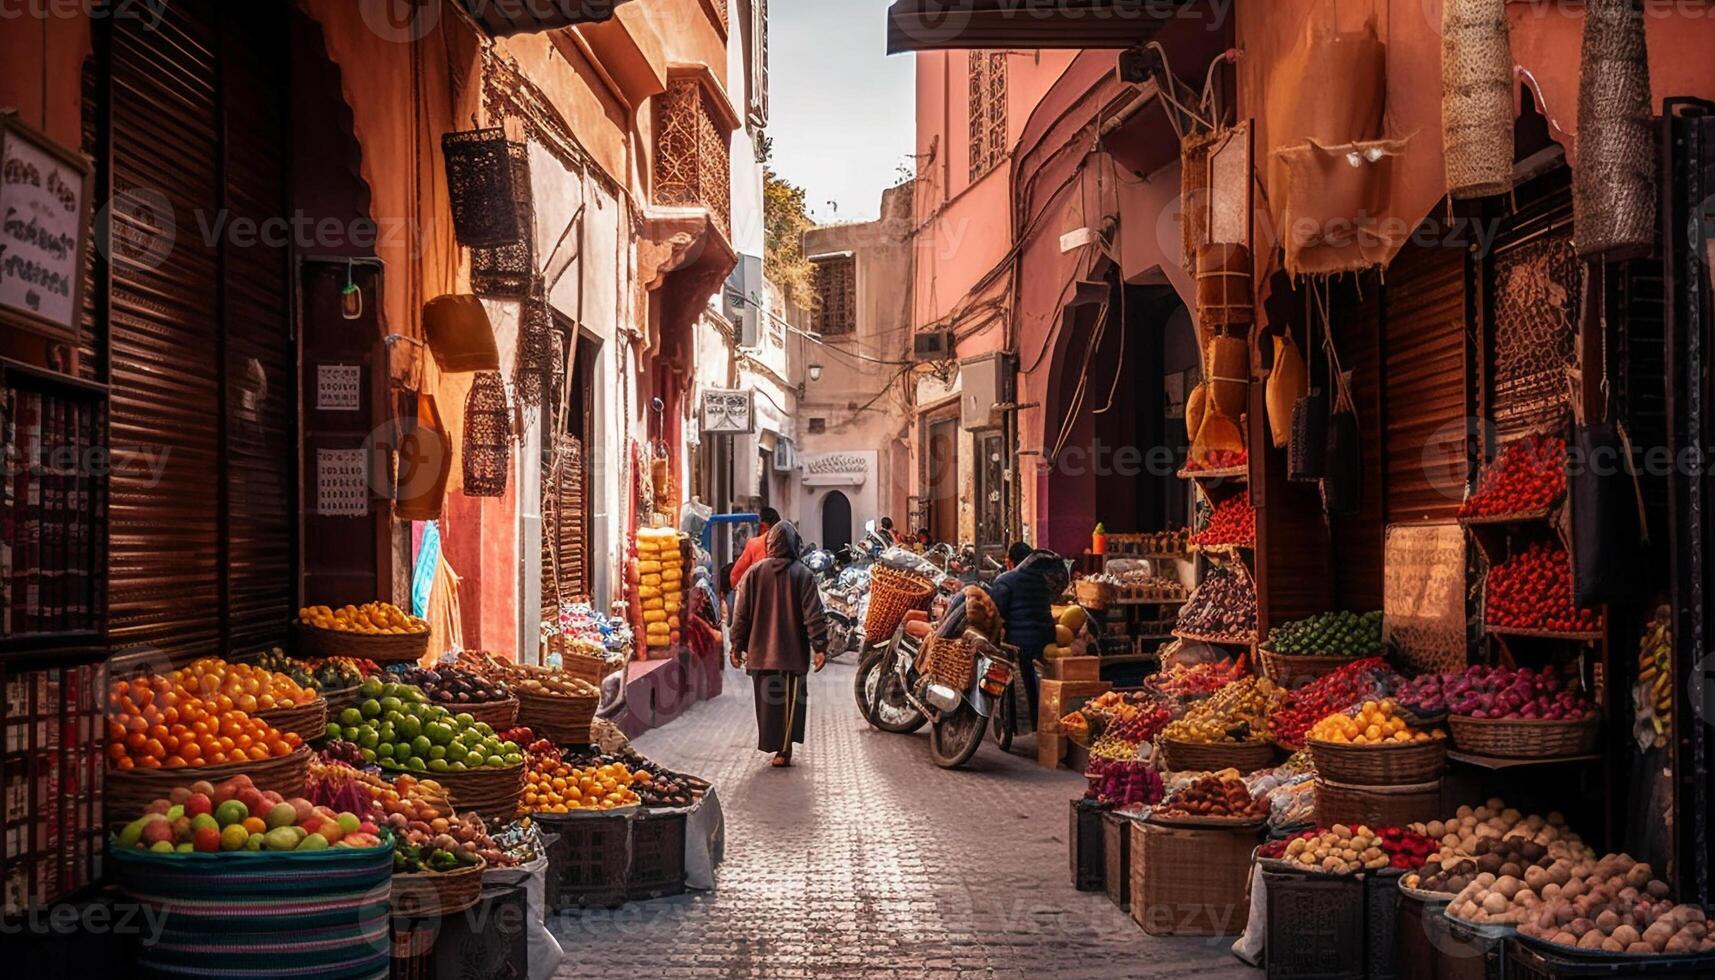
[913,329,955,361]
[773,439,795,471]
[961,351,1014,431]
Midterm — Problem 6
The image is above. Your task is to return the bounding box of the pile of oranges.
[1309,699,1447,746]
[170,657,315,713]
[108,675,302,771]
[520,757,643,814]
[298,602,427,635]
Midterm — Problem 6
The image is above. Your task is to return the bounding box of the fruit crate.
[1505,941,1715,978]
[1433,913,1507,980]
[1263,868,1366,979]
[626,809,688,901]
[391,879,529,980]
[1069,799,1106,892]
[1393,891,1444,980]
[1102,811,1132,911]
[540,811,631,911]
[1366,870,1404,980]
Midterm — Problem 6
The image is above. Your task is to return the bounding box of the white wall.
[794,450,880,552]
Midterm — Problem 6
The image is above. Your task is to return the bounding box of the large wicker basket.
[1314,778,1443,829]
[558,654,611,687]
[458,697,520,731]
[864,565,937,639]
[254,696,329,743]
[104,746,312,831]
[319,683,363,714]
[1258,648,1358,689]
[1157,737,1277,774]
[1308,738,1447,786]
[1446,714,1600,759]
[391,858,486,918]
[1075,579,1118,610]
[293,621,429,665]
[914,634,975,692]
[433,763,524,826]
[517,690,598,745]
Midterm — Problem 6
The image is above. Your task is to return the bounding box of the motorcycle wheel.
[854,649,927,734]
[928,703,987,769]
[990,682,1016,752]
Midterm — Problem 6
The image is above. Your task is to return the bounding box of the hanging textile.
[423,552,464,667]
[412,520,441,619]
[1441,0,1514,200]
[1575,0,1657,260]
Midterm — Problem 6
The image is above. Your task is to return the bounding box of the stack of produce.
[1175,565,1256,642]
[308,657,378,691]
[1160,676,1279,744]
[1459,433,1566,519]
[1153,774,1269,820]
[1042,605,1088,660]
[298,601,427,636]
[114,775,384,854]
[171,658,317,714]
[503,663,601,700]
[1084,758,1163,808]
[326,677,524,774]
[1635,608,1673,750]
[519,754,641,813]
[1278,824,1394,874]
[1308,699,1446,745]
[635,526,685,650]
[1085,698,1175,761]
[1484,540,1604,634]
[1110,567,1188,602]
[1147,657,1248,698]
[108,676,303,769]
[1393,674,1449,716]
[1269,657,1400,749]
[1183,448,1247,473]
[1192,494,1255,549]
[255,650,320,692]
[1376,826,1439,870]
[1266,610,1385,657]
[564,749,702,808]
[1400,800,1594,895]
[1443,664,1597,721]
[1512,855,1715,954]
[388,664,511,708]
[307,763,517,871]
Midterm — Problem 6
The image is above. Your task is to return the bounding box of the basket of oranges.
[105,675,310,830]
[294,602,431,664]
[1306,699,1448,786]
[171,657,329,742]
[520,755,643,817]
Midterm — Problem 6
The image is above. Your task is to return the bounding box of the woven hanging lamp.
[514,281,553,406]
[1575,0,1657,260]
[462,371,511,497]
[1442,0,1514,199]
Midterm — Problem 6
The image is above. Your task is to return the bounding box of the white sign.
[700,389,754,434]
[0,112,91,342]
[316,363,362,411]
[316,448,370,517]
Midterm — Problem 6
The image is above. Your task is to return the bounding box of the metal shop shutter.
[1383,241,1470,525]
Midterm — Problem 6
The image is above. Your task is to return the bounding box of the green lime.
[475,723,494,737]
[360,678,384,699]
[485,755,504,768]
[427,758,449,773]
[360,747,376,763]
[359,699,381,719]
[323,722,342,741]
[405,757,426,772]
[380,696,402,715]
[500,741,519,755]
[454,712,475,727]
[374,742,394,760]
[429,745,446,761]
[411,735,432,758]
[341,725,359,741]
[448,761,468,772]
[339,707,363,727]
[395,742,415,761]
[502,753,523,767]
[399,716,421,740]
[357,730,379,749]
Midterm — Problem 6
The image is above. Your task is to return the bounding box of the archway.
[822,492,854,551]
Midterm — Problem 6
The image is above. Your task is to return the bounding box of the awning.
[458,0,633,37]
[885,0,1200,54]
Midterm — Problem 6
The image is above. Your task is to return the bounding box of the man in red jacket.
[730,507,780,584]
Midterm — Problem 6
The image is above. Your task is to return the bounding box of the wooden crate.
[1102,812,1133,910]
[1129,821,1258,937]
[1263,868,1365,979]
[1044,656,1101,681]
[1069,800,1105,892]
[1037,732,1066,768]
[1038,679,1112,733]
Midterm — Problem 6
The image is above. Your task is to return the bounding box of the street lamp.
[808,363,823,383]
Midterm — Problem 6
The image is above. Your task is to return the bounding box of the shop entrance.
[923,411,960,544]
[821,491,853,551]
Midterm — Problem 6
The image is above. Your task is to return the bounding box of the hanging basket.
[463,371,512,497]
[515,281,555,407]
[1442,0,1515,200]
[1195,244,1254,327]
[1179,128,1222,272]
[1575,0,1657,260]
[442,127,530,248]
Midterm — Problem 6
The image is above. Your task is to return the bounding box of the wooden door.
[926,415,959,543]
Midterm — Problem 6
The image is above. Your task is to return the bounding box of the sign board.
[316,364,362,411]
[1383,522,1468,674]
[316,448,370,517]
[700,389,754,434]
[0,111,93,343]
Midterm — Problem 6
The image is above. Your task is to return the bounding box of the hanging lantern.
[1575,0,1657,260]
[423,294,500,373]
[441,127,532,248]
[514,280,554,407]
[462,371,511,497]
[1442,0,1514,200]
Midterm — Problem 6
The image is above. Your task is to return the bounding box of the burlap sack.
[1575,0,1656,260]
[1266,334,1308,450]
[1442,0,1514,200]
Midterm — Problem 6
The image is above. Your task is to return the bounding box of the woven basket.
[1131,820,1256,937]
[915,634,975,692]
[441,127,530,248]
[1442,0,1514,199]
[1446,714,1599,759]
[1257,648,1356,689]
[1074,579,1117,610]
[864,565,936,639]
[1195,243,1254,326]
[1308,738,1447,786]
[293,621,429,665]
[1314,778,1443,829]
[1158,737,1276,774]
[433,763,524,826]
[463,371,511,497]
[254,696,329,743]
[1575,0,1657,260]
[558,654,610,687]
[459,697,520,731]
[517,690,599,745]
[391,858,486,918]
[320,683,363,714]
[104,746,312,831]
[1147,812,1268,831]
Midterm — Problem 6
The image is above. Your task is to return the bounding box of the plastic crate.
[1505,941,1715,979]
[1069,799,1105,892]
[1433,915,1506,980]
[540,812,631,911]
[1102,811,1132,911]
[390,881,529,980]
[1366,870,1404,980]
[626,809,688,901]
[1392,891,1443,980]
[1263,868,1365,980]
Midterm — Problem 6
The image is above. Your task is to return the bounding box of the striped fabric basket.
[109,837,395,978]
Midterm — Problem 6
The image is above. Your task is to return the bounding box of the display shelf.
[1177,466,1248,481]
[1189,541,1254,557]
[1457,506,1557,528]
[1113,596,1188,606]
[1171,629,1257,646]
[1446,750,1603,771]
[1482,624,1604,643]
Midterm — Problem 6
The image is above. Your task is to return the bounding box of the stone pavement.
[550,661,1260,979]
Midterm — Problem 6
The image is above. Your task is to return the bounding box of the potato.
[1626,941,1656,955]
[1611,924,1640,947]
[1576,932,1606,950]
[1482,893,1509,915]
[1495,876,1521,900]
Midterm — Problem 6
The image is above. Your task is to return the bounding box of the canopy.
[885,0,1199,53]
[458,0,633,37]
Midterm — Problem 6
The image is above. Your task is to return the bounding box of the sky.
[767,1,917,224]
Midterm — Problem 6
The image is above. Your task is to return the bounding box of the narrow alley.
[551,664,1253,980]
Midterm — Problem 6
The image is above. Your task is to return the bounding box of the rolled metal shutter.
[1383,241,1470,525]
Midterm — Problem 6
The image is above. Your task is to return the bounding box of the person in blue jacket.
[987,548,1068,727]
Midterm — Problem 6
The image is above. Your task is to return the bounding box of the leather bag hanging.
[1266,333,1307,450]
[1289,289,1329,482]
[1322,388,1363,517]
[1568,268,1646,606]
[395,392,453,521]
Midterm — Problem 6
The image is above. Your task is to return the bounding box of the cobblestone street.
[551,661,1258,979]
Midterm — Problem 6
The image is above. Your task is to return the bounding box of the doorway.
[924,411,960,544]
[822,491,853,551]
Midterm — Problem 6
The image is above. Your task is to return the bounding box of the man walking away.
[731,507,780,584]
[729,521,829,767]
[988,550,1068,728]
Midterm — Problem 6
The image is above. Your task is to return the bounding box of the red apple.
[189,780,216,798]
[169,786,192,805]
[236,788,266,815]
[287,798,315,824]
[184,793,213,818]
[192,826,221,853]
[140,818,175,847]
[145,798,171,816]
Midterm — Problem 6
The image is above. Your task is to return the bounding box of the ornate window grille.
[813,255,857,337]
[969,51,1008,182]
[655,77,732,237]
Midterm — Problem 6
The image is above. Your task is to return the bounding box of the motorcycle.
[821,573,869,662]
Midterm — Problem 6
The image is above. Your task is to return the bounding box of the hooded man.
[729,520,830,767]
[988,549,1069,726]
